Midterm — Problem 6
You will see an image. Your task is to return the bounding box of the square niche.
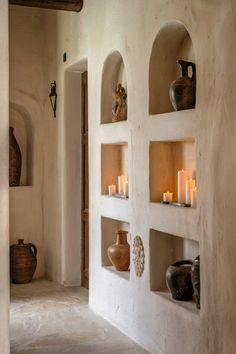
[101,216,130,280]
[149,139,196,203]
[150,229,199,292]
[101,142,129,197]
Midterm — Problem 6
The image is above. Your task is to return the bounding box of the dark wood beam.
[9,0,83,12]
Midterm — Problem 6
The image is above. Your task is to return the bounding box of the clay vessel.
[10,239,37,284]
[169,60,196,111]
[166,260,194,301]
[9,126,22,186]
[191,255,200,309]
[107,230,130,271]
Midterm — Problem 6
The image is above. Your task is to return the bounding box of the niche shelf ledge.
[103,266,130,281]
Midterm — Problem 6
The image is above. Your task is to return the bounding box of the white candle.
[118,176,125,194]
[178,169,188,204]
[123,181,129,197]
[186,179,196,205]
[108,184,116,196]
[163,191,173,202]
[191,187,197,207]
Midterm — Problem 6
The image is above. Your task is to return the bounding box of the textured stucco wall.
[6,1,236,353]
[0,1,9,353]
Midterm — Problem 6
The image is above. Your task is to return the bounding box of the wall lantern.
[49,81,57,118]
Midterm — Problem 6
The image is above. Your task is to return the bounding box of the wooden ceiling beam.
[9,0,83,12]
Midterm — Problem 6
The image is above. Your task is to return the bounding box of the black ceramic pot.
[169,60,196,111]
[191,255,200,309]
[166,260,194,301]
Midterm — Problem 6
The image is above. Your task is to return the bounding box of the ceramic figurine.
[111,83,127,122]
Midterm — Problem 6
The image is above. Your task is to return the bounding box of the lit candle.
[123,181,129,197]
[118,176,125,194]
[178,169,188,204]
[108,184,116,196]
[163,191,173,203]
[191,187,197,207]
[186,179,196,205]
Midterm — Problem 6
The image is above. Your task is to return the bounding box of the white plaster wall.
[51,1,236,353]
[0,1,9,353]
[7,1,236,353]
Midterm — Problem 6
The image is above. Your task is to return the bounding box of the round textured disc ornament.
[132,235,145,277]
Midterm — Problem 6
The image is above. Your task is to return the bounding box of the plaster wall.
[7,1,236,354]
[0,1,9,353]
[51,1,236,353]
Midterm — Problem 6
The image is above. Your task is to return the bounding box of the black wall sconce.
[49,81,57,118]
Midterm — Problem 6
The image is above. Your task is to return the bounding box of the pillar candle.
[186,179,196,205]
[191,187,197,207]
[123,181,129,197]
[178,169,188,204]
[108,184,116,196]
[118,176,125,194]
[163,191,173,202]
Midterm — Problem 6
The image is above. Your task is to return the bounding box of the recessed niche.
[150,229,199,312]
[101,142,129,197]
[149,139,196,203]
[10,103,33,186]
[149,21,195,115]
[101,216,130,280]
[101,51,127,124]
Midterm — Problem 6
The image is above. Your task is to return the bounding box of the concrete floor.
[10,279,149,354]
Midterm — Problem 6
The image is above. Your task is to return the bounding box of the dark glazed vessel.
[169,60,196,111]
[10,239,37,284]
[9,126,22,186]
[191,255,200,309]
[166,260,194,301]
[107,230,130,271]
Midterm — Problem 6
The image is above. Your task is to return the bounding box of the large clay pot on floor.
[107,230,130,271]
[166,260,194,301]
[9,126,22,187]
[169,60,196,111]
[10,239,37,284]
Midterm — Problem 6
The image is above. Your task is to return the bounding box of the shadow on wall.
[10,102,34,186]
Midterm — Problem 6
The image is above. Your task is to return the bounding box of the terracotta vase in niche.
[166,260,194,301]
[9,126,22,186]
[191,255,200,309]
[169,60,196,111]
[107,230,130,271]
[10,239,37,284]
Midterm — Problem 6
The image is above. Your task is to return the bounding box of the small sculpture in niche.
[111,83,127,122]
[133,235,145,277]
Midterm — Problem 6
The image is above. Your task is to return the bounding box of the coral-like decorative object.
[132,235,145,277]
[111,83,127,122]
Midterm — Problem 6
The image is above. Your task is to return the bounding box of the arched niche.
[101,51,127,124]
[149,21,195,115]
[10,103,33,186]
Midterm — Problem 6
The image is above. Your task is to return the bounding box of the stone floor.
[10,279,149,354]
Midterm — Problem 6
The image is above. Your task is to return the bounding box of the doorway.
[81,72,89,288]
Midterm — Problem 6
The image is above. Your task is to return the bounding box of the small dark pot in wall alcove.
[9,126,22,186]
[169,60,196,111]
[166,259,194,301]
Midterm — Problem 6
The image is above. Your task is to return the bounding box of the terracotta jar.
[10,239,37,284]
[166,260,194,301]
[169,60,196,111]
[107,230,130,271]
[191,255,200,309]
[9,126,22,186]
